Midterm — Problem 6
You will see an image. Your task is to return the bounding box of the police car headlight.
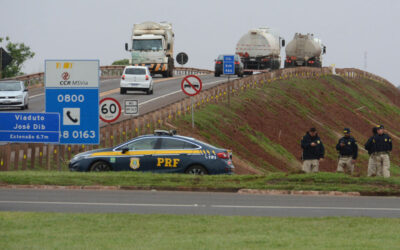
[71,154,90,161]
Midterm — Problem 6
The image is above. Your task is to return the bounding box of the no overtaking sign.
[181,75,202,96]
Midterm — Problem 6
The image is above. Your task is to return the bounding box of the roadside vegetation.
[1,171,400,195]
[1,212,400,249]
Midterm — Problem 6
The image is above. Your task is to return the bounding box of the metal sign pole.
[228,75,231,107]
[0,49,3,79]
[191,97,194,129]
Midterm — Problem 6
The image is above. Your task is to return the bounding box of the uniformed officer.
[365,125,392,178]
[336,128,358,174]
[301,127,325,173]
[365,127,380,176]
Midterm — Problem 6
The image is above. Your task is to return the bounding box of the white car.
[120,66,154,95]
[0,81,29,110]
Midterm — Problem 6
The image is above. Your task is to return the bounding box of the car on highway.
[69,130,234,175]
[120,66,154,95]
[0,81,29,110]
[214,54,244,77]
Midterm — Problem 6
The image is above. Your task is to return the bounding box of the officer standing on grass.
[365,127,380,177]
[365,125,392,178]
[336,128,358,175]
[301,127,325,173]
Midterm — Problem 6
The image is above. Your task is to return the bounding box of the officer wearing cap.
[301,127,325,173]
[336,128,358,175]
[365,125,392,178]
[365,127,380,176]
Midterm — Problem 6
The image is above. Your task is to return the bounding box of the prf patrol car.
[69,130,234,175]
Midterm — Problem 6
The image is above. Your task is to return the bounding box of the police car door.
[116,137,161,171]
[154,138,197,173]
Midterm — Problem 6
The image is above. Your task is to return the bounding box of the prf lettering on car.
[157,158,180,168]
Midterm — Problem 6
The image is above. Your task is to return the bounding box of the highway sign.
[0,112,60,143]
[223,55,235,75]
[100,97,121,123]
[176,52,188,66]
[124,100,138,115]
[181,75,202,96]
[45,60,99,144]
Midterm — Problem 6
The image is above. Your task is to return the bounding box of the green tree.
[112,59,130,66]
[0,36,35,78]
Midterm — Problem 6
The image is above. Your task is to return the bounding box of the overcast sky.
[1,0,399,86]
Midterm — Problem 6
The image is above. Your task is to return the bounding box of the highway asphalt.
[1,189,400,217]
[0,74,237,126]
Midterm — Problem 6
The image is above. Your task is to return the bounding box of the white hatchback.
[120,66,153,95]
[0,81,29,110]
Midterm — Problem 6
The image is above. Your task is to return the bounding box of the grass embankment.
[1,212,400,249]
[1,171,400,195]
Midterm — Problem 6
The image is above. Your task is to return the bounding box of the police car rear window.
[125,68,146,75]
[160,138,198,149]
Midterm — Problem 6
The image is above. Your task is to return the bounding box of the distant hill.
[173,73,400,175]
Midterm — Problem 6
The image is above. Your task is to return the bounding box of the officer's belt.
[339,155,353,158]
[372,151,389,156]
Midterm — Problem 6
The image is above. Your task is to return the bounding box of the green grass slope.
[172,75,400,175]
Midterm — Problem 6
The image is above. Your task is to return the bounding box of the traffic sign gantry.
[100,97,121,123]
[223,55,235,75]
[0,112,60,143]
[45,60,99,144]
[181,75,202,96]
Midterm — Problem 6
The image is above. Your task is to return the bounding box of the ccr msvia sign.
[0,113,60,143]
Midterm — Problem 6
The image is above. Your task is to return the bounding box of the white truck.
[125,21,175,77]
[236,27,285,73]
[284,33,326,68]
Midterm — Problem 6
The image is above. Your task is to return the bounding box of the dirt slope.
[172,74,400,175]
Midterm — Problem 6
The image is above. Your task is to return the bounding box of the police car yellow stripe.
[91,149,203,157]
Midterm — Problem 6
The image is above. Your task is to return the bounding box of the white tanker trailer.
[284,33,326,68]
[236,27,285,73]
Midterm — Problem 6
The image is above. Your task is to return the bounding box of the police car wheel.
[185,165,208,175]
[90,161,111,172]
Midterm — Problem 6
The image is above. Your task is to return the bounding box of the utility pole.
[364,51,368,70]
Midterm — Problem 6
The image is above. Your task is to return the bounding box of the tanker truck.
[236,27,285,73]
[284,33,326,68]
[125,21,174,77]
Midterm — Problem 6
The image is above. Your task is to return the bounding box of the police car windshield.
[0,82,21,91]
[125,68,146,75]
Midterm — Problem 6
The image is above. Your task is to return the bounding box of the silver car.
[0,81,29,110]
[120,66,154,95]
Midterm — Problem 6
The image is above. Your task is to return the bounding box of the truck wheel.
[162,72,168,78]
[214,72,220,77]
[120,88,126,94]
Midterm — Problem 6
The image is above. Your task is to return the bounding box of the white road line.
[0,200,199,207]
[211,205,400,211]
[138,79,228,106]
[29,93,45,99]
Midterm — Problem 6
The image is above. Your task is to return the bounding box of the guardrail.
[0,67,392,171]
[1,66,214,88]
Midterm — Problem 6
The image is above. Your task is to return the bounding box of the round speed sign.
[99,97,121,123]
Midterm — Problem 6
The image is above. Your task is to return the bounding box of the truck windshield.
[132,39,163,51]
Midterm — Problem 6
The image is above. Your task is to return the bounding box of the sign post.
[181,75,202,129]
[45,60,100,145]
[223,55,235,107]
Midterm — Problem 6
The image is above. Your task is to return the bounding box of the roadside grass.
[1,212,400,250]
[1,171,400,195]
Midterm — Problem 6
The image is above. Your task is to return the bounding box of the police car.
[69,130,234,175]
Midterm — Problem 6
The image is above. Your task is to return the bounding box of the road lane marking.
[211,205,400,211]
[100,75,185,97]
[0,200,200,207]
[29,93,45,99]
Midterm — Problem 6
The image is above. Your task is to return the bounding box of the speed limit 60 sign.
[100,97,121,123]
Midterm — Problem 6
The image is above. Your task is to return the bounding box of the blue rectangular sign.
[223,55,235,75]
[0,112,60,143]
[45,88,99,144]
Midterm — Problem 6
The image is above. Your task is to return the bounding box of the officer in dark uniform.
[365,125,392,178]
[336,128,358,174]
[365,127,379,176]
[301,127,325,173]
